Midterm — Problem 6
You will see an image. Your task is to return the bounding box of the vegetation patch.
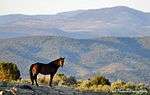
[0,61,20,81]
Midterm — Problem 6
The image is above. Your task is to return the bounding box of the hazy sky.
[0,0,150,15]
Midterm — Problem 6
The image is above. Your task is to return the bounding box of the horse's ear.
[63,57,65,59]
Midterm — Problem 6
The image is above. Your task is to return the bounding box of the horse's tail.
[29,64,35,84]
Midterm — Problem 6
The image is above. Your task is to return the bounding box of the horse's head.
[59,57,65,67]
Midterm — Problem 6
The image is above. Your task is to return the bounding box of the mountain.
[0,36,150,84]
[0,6,150,39]
[0,6,150,84]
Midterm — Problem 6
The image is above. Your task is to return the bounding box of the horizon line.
[0,6,149,16]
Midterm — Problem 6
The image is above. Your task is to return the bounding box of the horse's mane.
[48,58,60,65]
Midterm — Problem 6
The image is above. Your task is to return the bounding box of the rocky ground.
[0,83,111,95]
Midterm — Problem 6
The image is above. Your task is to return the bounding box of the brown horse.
[29,57,65,87]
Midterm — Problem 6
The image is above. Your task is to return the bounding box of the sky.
[0,0,150,15]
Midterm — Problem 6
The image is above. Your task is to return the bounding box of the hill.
[0,36,150,84]
[0,6,150,39]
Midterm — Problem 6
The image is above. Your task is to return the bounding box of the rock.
[10,87,17,95]
[0,82,8,87]
[0,90,14,95]
[15,85,33,90]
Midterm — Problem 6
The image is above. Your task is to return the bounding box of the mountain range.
[0,36,150,84]
[0,6,150,84]
[0,6,150,39]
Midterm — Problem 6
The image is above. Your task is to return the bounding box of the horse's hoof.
[36,84,39,87]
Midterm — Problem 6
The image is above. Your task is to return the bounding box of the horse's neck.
[49,59,58,64]
[48,59,60,67]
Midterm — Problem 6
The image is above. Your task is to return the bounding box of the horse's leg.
[31,76,34,85]
[32,74,39,87]
[34,74,39,87]
[49,74,54,87]
[30,65,34,85]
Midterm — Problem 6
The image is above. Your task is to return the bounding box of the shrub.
[136,83,147,90]
[54,75,77,86]
[90,75,111,86]
[53,73,67,86]
[124,82,137,90]
[111,80,126,90]
[0,61,20,81]
[76,75,111,92]
[124,82,148,91]
[64,76,77,86]
[38,76,49,84]
[101,85,111,92]
[77,80,92,88]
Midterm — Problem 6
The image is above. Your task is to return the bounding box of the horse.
[29,57,65,87]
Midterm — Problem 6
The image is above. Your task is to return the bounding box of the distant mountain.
[0,6,150,39]
[0,36,150,84]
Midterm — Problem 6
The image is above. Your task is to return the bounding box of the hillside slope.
[0,36,150,84]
